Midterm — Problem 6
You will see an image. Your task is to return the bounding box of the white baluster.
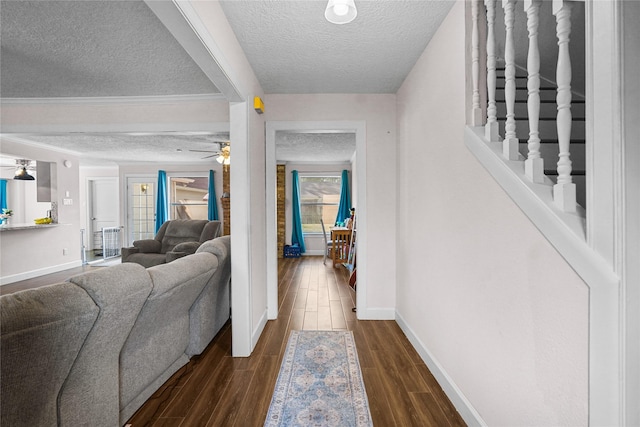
[484,0,499,141]
[553,0,576,212]
[471,0,483,126]
[502,0,519,160]
[524,0,544,183]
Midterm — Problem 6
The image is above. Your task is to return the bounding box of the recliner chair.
[121,220,221,267]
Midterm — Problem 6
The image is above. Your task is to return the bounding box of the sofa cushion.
[160,219,208,254]
[1,283,98,427]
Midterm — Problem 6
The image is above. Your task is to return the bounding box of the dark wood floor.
[128,256,466,427]
[2,256,466,426]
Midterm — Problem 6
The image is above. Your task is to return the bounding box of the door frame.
[265,120,367,320]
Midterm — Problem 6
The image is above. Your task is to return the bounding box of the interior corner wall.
[395,1,588,426]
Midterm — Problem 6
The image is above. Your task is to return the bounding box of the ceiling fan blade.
[189,151,223,156]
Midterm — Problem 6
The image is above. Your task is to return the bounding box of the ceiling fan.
[189,141,231,164]
[1,159,36,180]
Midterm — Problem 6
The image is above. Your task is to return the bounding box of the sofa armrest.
[133,239,162,253]
[121,246,139,260]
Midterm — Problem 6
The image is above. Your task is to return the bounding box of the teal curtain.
[0,179,7,211]
[155,170,169,233]
[291,170,306,252]
[335,170,351,225]
[208,170,219,221]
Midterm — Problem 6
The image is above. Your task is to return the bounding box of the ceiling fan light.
[325,0,357,25]
[14,166,35,180]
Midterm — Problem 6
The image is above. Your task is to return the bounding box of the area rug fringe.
[265,330,373,427]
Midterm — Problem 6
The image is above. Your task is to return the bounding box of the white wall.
[0,138,82,283]
[395,2,588,426]
[283,162,351,255]
[265,94,397,318]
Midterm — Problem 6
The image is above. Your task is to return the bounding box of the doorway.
[265,120,367,320]
[86,178,119,262]
[125,177,156,246]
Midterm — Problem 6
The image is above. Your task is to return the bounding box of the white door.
[89,178,119,249]
[126,177,156,245]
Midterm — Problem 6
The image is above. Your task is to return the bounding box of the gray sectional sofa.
[0,236,231,427]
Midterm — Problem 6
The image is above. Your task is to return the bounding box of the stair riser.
[496,102,586,119]
[499,120,586,140]
[496,88,558,102]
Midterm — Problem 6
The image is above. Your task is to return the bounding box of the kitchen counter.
[0,222,62,231]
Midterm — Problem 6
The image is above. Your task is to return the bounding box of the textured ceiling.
[0,0,219,98]
[0,0,453,164]
[6,133,230,165]
[220,0,454,94]
[276,132,355,163]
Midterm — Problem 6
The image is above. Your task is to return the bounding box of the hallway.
[128,256,466,426]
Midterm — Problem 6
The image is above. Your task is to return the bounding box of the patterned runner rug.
[265,330,373,427]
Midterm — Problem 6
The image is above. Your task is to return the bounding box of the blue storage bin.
[284,244,301,258]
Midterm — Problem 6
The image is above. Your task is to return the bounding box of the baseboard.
[252,309,269,350]
[0,260,83,285]
[302,250,323,256]
[395,311,486,427]
[357,307,395,320]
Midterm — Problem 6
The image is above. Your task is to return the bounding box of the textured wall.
[395,2,588,425]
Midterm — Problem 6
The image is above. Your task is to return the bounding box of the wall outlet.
[63,248,68,255]
[63,198,73,206]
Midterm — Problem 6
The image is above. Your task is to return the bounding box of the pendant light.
[325,0,357,25]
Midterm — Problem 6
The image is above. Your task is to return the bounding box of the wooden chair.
[320,219,333,265]
[331,229,351,267]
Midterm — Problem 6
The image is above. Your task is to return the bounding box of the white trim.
[0,260,83,285]
[395,312,486,427]
[265,120,367,323]
[0,93,225,105]
[301,250,324,256]
[0,123,229,136]
[230,100,252,357]
[252,309,269,350]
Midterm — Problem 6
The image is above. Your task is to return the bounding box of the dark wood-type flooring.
[2,256,466,426]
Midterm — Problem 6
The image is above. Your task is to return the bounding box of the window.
[169,176,208,220]
[299,175,341,233]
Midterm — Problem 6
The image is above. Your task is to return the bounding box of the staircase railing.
[471,0,584,213]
